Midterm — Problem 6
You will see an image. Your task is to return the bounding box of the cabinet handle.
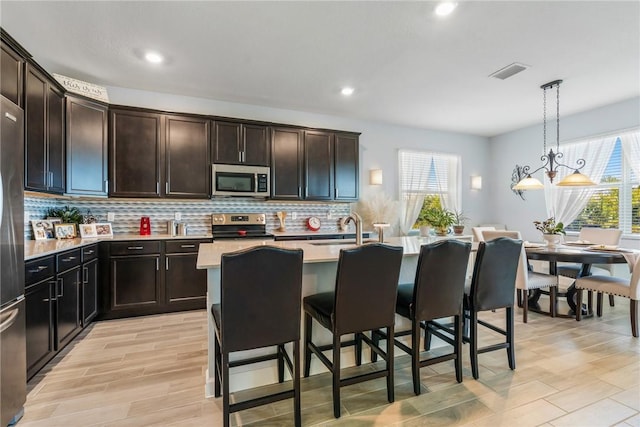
[180,244,196,248]
[27,265,49,273]
[49,280,57,301]
[57,278,64,298]
[62,256,77,262]
[104,179,109,192]
[238,151,242,163]
[305,186,308,197]
[242,151,246,163]
[50,171,54,188]
[165,257,169,270]
[85,250,94,255]
[156,182,160,194]
[156,258,159,271]
[127,246,144,250]
[4,112,17,122]
[166,182,169,194]
[335,188,339,198]
[83,266,88,284]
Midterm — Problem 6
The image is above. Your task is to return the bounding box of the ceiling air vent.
[489,62,529,80]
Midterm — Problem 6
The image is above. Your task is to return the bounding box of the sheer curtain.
[432,154,461,211]
[620,130,640,178]
[544,137,617,224]
[398,150,432,235]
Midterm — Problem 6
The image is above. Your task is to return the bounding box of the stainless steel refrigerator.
[0,95,26,426]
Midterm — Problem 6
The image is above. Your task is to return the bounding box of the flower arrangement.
[533,217,566,235]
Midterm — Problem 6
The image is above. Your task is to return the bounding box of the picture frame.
[31,219,59,240]
[79,223,98,238]
[54,223,77,240]
[94,222,113,237]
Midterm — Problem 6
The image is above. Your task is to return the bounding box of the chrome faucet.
[344,212,363,245]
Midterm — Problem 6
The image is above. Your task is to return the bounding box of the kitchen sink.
[310,239,377,246]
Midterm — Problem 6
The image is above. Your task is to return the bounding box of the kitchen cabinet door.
[243,124,269,166]
[304,130,333,200]
[213,121,242,164]
[55,267,81,349]
[109,109,163,197]
[1,39,23,107]
[82,258,98,326]
[66,96,108,196]
[46,84,65,193]
[109,255,162,312]
[165,114,210,198]
[334,132,359,201]
[165,253,207,309]
[271,127,303,199]
[25,279,55,380]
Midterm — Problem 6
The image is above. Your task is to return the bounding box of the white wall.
[489,96,640,245]
[106,86,491,231]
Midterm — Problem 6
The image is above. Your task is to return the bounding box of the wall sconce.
[470,175,482,190]
[369,169,383,185]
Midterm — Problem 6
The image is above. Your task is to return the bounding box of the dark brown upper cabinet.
[65,96,108,196]
[165,115,210,198]
[24,63,65,193]
[109,108,163,197]
[304,130,334,200]
[271,127,303,199]
[334,132,359,201]
[1,39,24,107]
[213,121,269,166]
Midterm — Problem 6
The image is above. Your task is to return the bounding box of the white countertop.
[196,235,472,269]
[24,233,213,260]
[270,229,369,237]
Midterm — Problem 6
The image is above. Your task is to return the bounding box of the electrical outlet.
[107,212,115,221]
[174,212,182,221]
[291,212,297,220]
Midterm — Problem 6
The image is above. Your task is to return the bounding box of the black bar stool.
[463,237,522,379]
[211,246,304,427]
[303,243,403,418]
[377,240,471,395]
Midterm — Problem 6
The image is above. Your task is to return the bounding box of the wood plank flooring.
[19,297,639,426]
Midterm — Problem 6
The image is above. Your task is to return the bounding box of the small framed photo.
[31,220,48,240]
[79,223,98,238]
[95,223,113,237]
[54,223,77,240]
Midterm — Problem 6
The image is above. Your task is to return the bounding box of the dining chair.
[464,237,522,379]
[212,246,304,427]
[376,240,471,395]
[483,230,559,322]
[472,226,495,242]
[303,243,403,418]
[575,256,640,337]
[558,227,623,307]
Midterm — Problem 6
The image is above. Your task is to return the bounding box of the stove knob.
[257,215,264,222]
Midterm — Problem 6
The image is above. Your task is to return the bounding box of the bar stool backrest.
[220,246,304,352]
[470,238,522,311]
[333,243,404,335]
[413,240,471,320]
[482,230,529,291]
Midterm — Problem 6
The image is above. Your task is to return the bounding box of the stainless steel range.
[211,213,274,240]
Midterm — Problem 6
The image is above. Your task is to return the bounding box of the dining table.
[524,243,629,317]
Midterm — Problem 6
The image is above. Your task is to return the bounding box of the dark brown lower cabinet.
[109,255,162,313]
[81,258,98,326]
[165,253,207,310]
[55,267,81,349]
[25,278,55,380]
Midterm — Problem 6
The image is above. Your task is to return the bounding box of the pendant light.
[513,80,595,190]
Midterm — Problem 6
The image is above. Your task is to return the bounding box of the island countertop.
[196,235,471,269]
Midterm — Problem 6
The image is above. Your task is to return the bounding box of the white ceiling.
[1,1,639,137]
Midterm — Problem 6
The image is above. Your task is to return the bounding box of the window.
[566,135,640,234]
[397,149,460,233]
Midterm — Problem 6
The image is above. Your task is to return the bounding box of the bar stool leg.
[454,314,463,383]
[597,293,603,317]
[386,326,395,403]
[214,333,222,397]
[332,333,341,418]
[507,306,515,370]
[470,311,479,380]
[222,350,230,427]
[424,320,432,351]
[304,313,312,377]
[355,332,362,366]
[293,340,301,427]
[411,321,421,395]
[278,344,285,383]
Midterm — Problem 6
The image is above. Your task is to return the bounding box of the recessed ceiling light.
[341,87,354,96]
[435,2,457,17]
[144,51,164,64]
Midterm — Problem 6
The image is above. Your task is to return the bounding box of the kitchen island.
[197,235,471,396]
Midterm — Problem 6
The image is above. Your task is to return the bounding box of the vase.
[419,225,431,237]
[542,233,562,248]
[453,225,465,235]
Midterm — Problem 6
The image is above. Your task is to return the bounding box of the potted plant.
[425,207,456,236]
[533,217,566,247]
[452,210,469,235]
[46,205,83,235]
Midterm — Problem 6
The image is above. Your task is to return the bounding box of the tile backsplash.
[24,195,353,240]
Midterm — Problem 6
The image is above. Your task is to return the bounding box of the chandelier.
[513,80,595,190]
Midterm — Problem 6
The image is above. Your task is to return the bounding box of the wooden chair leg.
[424,320,432,351]
[332,333,341,418]
[293,340,301,427]
[371,330,379,362]
[411,321,421,395]
[386,326,395,403]
[222,350,230,427]
[303,313,312,377]
[454,314,463,383]
[278,344,285,383]
[470,310,479,379]
[576,289,583,321]
[587,291,593,315]
[609,294,615,307]
[355,332,362,366]
[631,300,638,338]
[214,333,222,397]
[550,286,557,318]
[506,306,516,370]
[597,293,603,317]
[517,289,523,308]
[522,289,528,323]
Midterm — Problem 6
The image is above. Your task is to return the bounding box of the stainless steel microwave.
[211,164,270,197]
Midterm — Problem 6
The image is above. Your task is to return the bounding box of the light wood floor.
[19,298,639,427]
